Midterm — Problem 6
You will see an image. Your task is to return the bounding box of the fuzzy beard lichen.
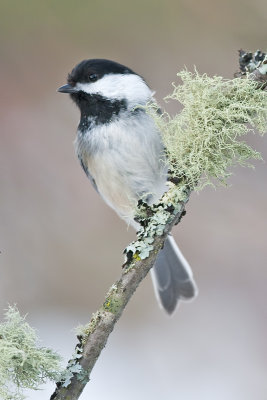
[147,70,267,190]
[0,306,63,400]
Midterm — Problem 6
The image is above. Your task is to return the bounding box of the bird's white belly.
[75,112,168,223]
[87,152,139,221]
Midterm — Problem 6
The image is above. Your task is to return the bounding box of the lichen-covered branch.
[50,183,190,400]
[49,49,267,400]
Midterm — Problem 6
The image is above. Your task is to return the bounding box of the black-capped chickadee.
[58,59,197,314]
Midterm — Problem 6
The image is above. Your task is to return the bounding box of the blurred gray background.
[0,1,266,399]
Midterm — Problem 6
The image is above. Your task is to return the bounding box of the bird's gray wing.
[77,153,98,192]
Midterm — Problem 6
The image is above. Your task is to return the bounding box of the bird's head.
[57,59,153,110]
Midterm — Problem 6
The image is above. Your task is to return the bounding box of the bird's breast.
[75,112,168,223]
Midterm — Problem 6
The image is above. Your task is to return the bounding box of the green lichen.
[103,285,124,314]
[147,70,267,190]
[0,305,63,400]
[103,297,123,314]
[75,311,102,339]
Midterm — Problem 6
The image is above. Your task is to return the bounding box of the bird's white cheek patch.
[76,74,153,104]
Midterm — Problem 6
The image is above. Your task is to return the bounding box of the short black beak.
[57,84,77,94]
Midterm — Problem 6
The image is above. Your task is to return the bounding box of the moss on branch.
[147,71,267,189]
[0,306,62,400]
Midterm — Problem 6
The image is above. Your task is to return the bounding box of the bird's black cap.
[67,59,136,86]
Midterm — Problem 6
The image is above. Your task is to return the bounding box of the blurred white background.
[0,0,267,399]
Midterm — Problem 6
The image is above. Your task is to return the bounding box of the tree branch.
[50,185,189,400]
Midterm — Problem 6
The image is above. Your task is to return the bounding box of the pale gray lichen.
[0,306,63,400]
[125,182,189,264]
[126,238,154,260]
[60,349,89,387]
[60,356,83,388]
[147,70,267,190]
[59,333,89,388]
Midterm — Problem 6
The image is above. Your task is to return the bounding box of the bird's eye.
[89,73,98,82]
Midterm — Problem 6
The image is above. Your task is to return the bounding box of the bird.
[58,59,197,314]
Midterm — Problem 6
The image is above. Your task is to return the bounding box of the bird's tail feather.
[151,235,198,314]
